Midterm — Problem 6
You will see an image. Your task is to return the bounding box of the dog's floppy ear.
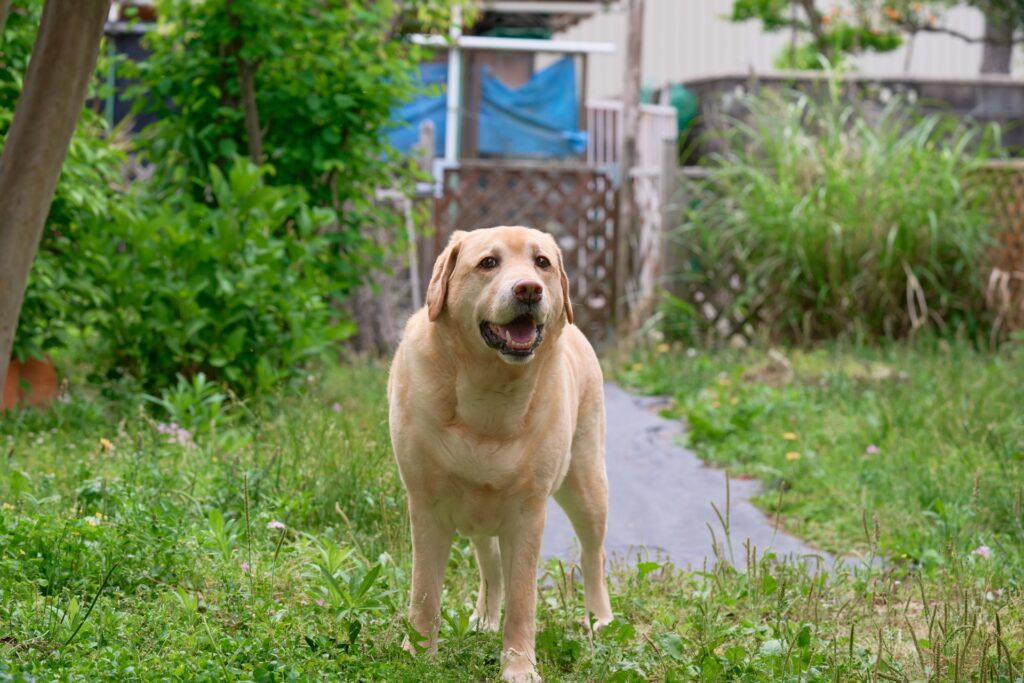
[426,231,466,321]
[555,243,574,325]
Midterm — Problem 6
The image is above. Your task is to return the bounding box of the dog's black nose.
[513,280,543,303]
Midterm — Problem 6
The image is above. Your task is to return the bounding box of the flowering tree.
[730,1,904,69]
[732,0,1024,73]
[888,1,1024,73]
[733,1,1024,72]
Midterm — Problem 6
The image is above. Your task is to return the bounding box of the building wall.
[553,0,1024,98]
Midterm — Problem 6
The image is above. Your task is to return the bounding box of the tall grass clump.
[670,79,1002,343]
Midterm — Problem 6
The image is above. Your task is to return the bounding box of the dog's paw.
[500,648,541,683]
[582,613,614,633]
[401,634,437,658]
[469,611,501,633]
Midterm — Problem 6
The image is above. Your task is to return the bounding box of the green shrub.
[127,0,459,298]
[669,81,1000,343]
[82,159,354,395]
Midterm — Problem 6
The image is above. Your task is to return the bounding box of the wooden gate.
[434,160,618,342]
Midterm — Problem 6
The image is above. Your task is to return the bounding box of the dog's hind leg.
[554,421,613,629]
[470,535,503,631]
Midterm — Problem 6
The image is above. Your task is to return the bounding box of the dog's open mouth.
[480,314,545,357]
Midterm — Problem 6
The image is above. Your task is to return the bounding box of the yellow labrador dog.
[388,226,613,682]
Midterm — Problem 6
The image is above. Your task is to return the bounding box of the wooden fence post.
[616,0,644,328]
[658,137,679,301]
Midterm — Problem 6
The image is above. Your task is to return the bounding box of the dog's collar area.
[479,315,545,357]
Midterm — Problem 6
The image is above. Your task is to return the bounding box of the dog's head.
[425,226,574,365]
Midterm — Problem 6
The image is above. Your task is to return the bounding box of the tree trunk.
[797,0,829,60]
[0,0,110,393]
[0,0,12,37]
[236,59,264,162]
[980,8,1013,74]
[225,0,264,163]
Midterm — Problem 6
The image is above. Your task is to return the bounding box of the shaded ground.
[542,383,832,569]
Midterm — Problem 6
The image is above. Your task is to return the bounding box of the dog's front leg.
[404,504,454,657]
[498,502,546,682]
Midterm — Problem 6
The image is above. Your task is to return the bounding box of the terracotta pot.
[2,356,59,410]
[2,361,19,411]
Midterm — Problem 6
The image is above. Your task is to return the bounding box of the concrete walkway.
[541,383,831,569]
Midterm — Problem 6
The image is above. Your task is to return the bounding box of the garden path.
[541,383,836,570]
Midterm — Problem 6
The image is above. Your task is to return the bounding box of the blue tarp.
[387,63,448,157]
[478,57,585,158]
[387,57,585,159]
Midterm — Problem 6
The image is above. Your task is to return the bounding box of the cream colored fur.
[388,226,613,682]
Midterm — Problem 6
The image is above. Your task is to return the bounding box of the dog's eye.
[478,256,499,269]
[535,255,551,269]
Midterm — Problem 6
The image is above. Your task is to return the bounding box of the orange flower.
[785,451,801,461]
[883,6,900,21]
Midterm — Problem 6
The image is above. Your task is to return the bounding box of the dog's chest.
[434,425,568,486]
[430,426,572,536]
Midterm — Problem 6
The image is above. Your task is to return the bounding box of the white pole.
[444,6,463,164]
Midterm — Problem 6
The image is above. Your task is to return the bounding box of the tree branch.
[897,20,1023,46]
[225,0,264,163]
[385,0,405,42]
[236,58,263,162]
[796,0,824,43]
[0,0,12,38]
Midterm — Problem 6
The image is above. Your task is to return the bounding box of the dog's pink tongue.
[504,316,536,343]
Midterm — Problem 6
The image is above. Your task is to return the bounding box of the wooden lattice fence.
[975,161,1024,332]
[661,167,774,342]
[664,161,1024,343]
[433,160,619,342]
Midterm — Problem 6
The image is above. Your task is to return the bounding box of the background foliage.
[129,0,441,298]
[2,0,458,393]
[666,81,1000,343]
[81,159,353,396]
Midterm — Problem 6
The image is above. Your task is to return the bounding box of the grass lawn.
[1,352,1021,681]
[615,344,1024,572]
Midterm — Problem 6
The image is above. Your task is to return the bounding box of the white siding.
[552,0,1024,98]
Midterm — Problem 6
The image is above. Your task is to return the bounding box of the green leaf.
[658,632,687,662]
[10,470,32,498]
[797,624,811,648]
[637,561,661,580]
